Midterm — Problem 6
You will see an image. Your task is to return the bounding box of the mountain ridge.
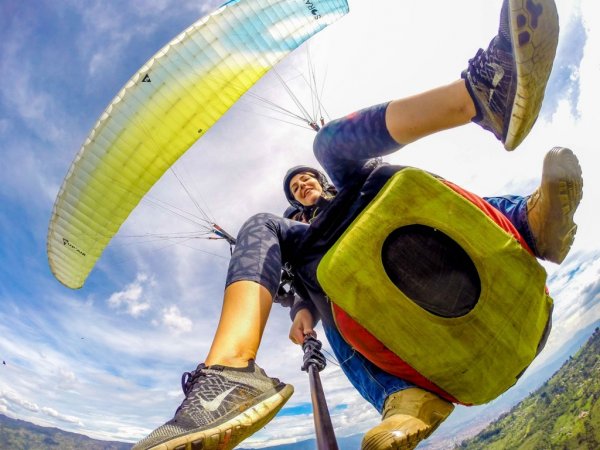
[0,413,131,449]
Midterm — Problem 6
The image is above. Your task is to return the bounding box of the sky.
[1,0,599,448]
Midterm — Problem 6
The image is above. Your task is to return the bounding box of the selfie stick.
[302,335,339,450]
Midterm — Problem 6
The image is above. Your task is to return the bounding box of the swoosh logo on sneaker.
[490,63,505,87]
[486,62,505,101]
[199,386,236,412]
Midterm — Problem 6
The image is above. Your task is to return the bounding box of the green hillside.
[457,327,600,450]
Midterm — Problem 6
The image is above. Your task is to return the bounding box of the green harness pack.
[317,168,552,405]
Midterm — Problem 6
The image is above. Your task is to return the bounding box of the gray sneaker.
[132,360,293,450]
[462,0,559,151]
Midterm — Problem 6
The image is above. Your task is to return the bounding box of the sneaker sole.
[146,384,294,450]
[504,0,559,150]
[537,147,583,263]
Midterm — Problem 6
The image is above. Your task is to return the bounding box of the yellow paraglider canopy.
[47,0,349,289]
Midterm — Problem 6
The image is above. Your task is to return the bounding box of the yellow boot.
[361,388,454,450]
[527,147,583,264]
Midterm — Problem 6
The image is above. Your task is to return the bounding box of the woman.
[133,1,582,449]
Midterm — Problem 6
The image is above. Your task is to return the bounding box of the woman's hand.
[289,308,315,345]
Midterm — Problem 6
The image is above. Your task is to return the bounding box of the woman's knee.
[313,119,342,164]
[238,212,281,234]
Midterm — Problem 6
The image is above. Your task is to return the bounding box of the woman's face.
[290,172,323,207]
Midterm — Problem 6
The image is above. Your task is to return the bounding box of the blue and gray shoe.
[132,360,293,450]
[462,0,559,150]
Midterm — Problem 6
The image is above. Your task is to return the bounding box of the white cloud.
[0,390,84,427]
[41,407,84,426]
[107,273,152,317]
[161,305,193,334]
[58,367,77,383]
[56,367,78,390]
[0,390,40,413]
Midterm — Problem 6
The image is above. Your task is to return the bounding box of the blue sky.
[1,0,599,448]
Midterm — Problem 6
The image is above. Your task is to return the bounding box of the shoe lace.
[467,36,511,88]
[171,365,209,416]
[181,364,208,396]
[467,48,495,89]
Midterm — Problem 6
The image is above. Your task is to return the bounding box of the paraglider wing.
[47,0,349,289]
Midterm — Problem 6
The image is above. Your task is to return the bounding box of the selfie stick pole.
[302,335,339,450]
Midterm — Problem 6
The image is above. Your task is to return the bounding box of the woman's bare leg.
[205,281,273,367]
[385,80,475,145]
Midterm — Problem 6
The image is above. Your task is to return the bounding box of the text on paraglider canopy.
[304,1,321,19]
[62,238,87,257]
